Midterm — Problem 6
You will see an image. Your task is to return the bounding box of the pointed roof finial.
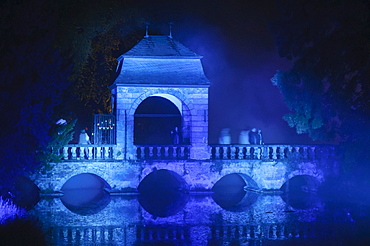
[168,22,173,38]
[145,22,150,38]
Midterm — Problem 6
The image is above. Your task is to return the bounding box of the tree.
[270,0,370,170]
[54,0,145,129]
[0,0,72,192]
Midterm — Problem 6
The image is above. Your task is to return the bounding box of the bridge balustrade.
[58,144,335,161]
[210,144,335,160]
[60,144,118,160]
[136,145,191,160]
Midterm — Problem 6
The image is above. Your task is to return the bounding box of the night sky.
[135,0,315,144]
[1,0,317,145]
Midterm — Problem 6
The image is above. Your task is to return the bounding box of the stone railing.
[210,144,336,160]
[60,144,118,160]
[136,145,191,160]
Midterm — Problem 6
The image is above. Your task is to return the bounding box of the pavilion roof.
[112,35,210,87]
[118,35,201,59]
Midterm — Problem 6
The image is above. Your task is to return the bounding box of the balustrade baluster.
[262,146,269,159]
[104,147,109,159]
[149,147,154,157]
[272,146,278,159]
[238,147,244,159]
[279,147,285,159]
[173,146,177,158]
[303,147,308,159]
[96,147,102,159]
[294,146,300,158]
[222,146,228,159]
[230,147,236,159]
[111,146,116,159]
[180,146,185,158]
[156,147,161,159]
[215,147,221,159]
[63,147,69,160]
[164,147,169,158]
[140,147,145,159]
[88,147,93,159]
[71,147,77,159]
[256,147,262,159]
[246,147,251,158]
[287,146,293,158]
[310,146,316,159]
[80,147,85,159]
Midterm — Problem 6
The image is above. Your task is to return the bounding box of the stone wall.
[33,157,338,192]
[113,86,209,160]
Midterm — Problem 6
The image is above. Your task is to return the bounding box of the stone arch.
[128,89,193,117]
[212,173,259,192]
[287,165,325,185]
[137,169,189,217]
[56,171,111,191]
[280,175,322,210]
[129,89,193,145]
[61,173,111,191]
[138,169,189,194]
[60,173,111,215]
[134,96,182,144]
[212,173,259,211]
[280,174,321,193]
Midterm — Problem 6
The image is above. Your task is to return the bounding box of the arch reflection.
[61,173,111,215]
[138,169,189,217]
[280,175,322,210]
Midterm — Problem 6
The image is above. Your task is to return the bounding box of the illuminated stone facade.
[110,35,210,160]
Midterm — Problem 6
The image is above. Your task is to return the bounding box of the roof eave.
[118,55,203,60]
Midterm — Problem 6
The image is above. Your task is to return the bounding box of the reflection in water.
[212,188,259,212]
[30,189,370,245]
[280,175,323,210]
[60,188,111,215]
[138,192,188,218]
[281,191,322,210]
[137,168,189,217]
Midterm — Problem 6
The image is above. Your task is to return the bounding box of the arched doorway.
[134,96,182,145]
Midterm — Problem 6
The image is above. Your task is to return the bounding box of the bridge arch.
[61,173,111,191]
[60,173,111,215]
[212,173,259,211]
[212,173,259,191]
[280,174,321,193]
[138,168,189,194]
[56,169,112,192]
[280,175,322,210]
[138,169,189,217]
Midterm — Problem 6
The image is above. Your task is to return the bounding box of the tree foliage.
[0,0,72,191]
[55,0,145,128]
[271,0,370,168]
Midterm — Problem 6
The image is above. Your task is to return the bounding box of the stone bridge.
[34,144,338,193]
